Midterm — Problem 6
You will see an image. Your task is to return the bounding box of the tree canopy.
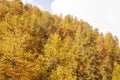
[0,0,120,80]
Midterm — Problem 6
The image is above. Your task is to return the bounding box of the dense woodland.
[0,0,120,80]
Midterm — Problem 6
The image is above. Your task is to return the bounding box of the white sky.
[51,0,120,40]
[22,0,120,40]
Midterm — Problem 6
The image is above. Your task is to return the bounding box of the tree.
[0,0,120,79]
[44,34,77,80]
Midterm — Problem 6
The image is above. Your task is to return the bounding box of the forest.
[0,0,120,80]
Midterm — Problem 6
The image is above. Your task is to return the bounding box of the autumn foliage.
[0,0,120,80]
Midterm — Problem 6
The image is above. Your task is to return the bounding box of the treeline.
[0,0,120,80]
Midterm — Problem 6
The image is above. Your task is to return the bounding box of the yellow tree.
[103,32,118,80]
[44,34,77,80]
[0,2,43,79]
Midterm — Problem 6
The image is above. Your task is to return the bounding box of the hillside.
[0,0,120,80]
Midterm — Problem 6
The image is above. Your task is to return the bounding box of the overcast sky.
[22,0,120,40]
